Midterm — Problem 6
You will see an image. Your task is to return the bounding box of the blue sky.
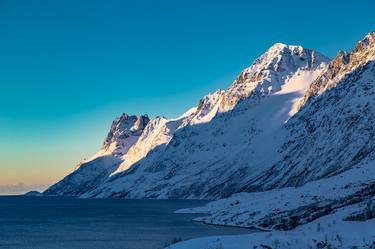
[0,0,374,188]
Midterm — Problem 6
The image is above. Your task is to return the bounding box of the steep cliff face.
[99,114,150,157]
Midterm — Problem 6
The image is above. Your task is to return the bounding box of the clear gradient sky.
[0,0,374,192]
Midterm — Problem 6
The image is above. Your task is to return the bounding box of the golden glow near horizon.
[0,126,102,188]
[0,152,77,186]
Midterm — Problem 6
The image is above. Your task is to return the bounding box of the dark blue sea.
[0,196,250,249]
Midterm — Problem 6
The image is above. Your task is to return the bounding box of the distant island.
[24,191,43,197]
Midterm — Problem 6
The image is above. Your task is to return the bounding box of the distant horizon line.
[0,183,51,195]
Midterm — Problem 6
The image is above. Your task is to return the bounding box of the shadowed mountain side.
[44,155,122,196]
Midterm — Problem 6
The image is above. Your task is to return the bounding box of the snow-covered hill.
[171,162,375,249]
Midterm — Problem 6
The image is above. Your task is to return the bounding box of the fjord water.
[0,196,250,249]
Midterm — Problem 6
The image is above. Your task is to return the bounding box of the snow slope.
[168,205,375,249]
[176,160,375,229]
[170,160,375,249]
[113,108,198,174]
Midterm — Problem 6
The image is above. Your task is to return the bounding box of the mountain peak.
[268,42,288,50]
[267,43,315,56]
[215,43,329,111]
[245,43,329,77]
[354,31,375,53]
[102,114,150,155]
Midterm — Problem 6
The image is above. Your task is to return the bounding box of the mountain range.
[44,31,375,248]
[46,32,374,201]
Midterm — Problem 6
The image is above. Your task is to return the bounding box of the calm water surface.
[0,196,251,249]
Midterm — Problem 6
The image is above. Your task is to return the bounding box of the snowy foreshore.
[169,161,375,249]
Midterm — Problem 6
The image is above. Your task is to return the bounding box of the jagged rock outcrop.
[298,31,375,109]
[101,114,150,156]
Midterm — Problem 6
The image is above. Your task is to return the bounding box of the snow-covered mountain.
[46,31,374,202]
[45,42,330,198]
[170,31,375,249]
[45,31,375,249]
